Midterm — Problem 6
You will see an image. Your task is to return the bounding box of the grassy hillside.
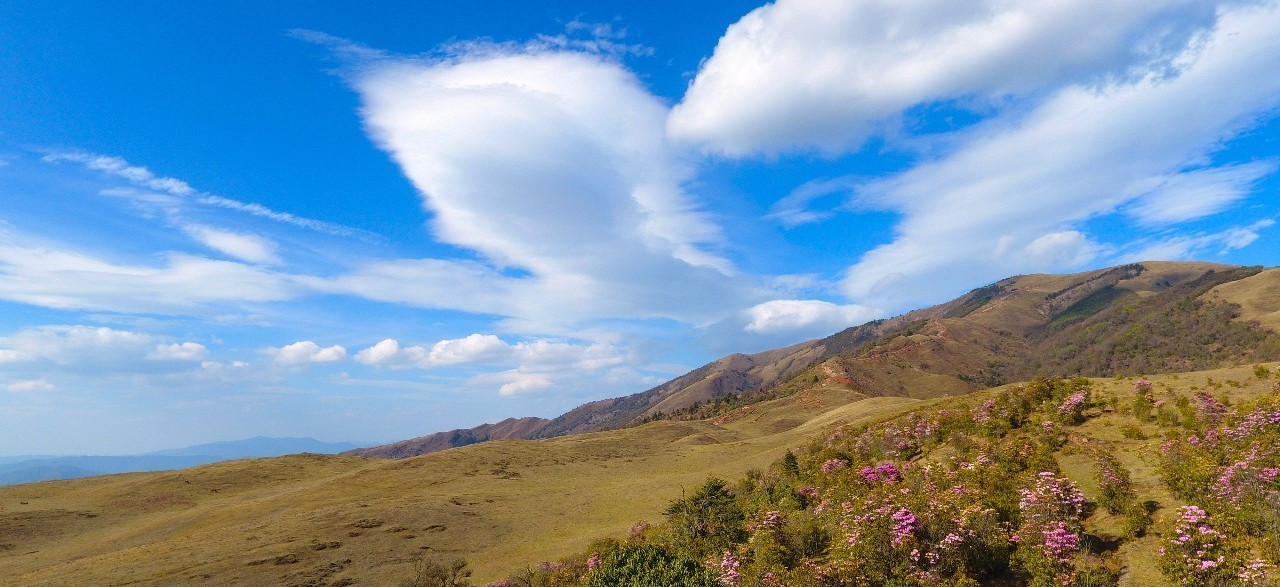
[0,388,924,586]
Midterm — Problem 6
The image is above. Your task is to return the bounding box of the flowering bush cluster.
[489,375,1280,587]
[1158,506,1272,586]
[1013,472,1086,587]
[1156,392,1280,585]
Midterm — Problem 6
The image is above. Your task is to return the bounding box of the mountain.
[352,261,1280,457]
[0,437,360,486]
[145,436,361,459]
[346,417,548,459]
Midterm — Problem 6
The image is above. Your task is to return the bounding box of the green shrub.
[665,478,745,559]
[584,544,719,587]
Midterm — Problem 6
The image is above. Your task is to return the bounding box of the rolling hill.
[352,261,1280,458]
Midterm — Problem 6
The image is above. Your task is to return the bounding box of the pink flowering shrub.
[1195,391,1232,428]
[1158,506,1272,586]
[1057,391,1090,425]
[1014,471,1089,587]
[1159,396,1280,546]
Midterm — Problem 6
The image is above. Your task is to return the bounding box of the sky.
[1,0,1278,455]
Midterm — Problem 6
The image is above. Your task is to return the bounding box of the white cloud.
[1122,220,1276,262]
[353,334,630,396]
[0,325,153,364]
[42,152,196,196]
[7,378,55,393]
[838,2,1280,311]
[268,341,347,366]
[426,334,513,365]
[183,225,282,265]
[1022,231,1105,269]
[1125,162,1277,225]
[0,234,299,314]
[534,19,654,58]
[353,334,621,371]
[353,338,404,367]
[496,372,553,396]
[767,177,862,227]
[147,342,209,361]
[43,150,365,238]
[669,0,1232,156]
[345,45,753,332]
[744,299,881,335]
[0,325,216,376]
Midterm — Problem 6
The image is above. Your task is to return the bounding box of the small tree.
[401,556,472,587]
[665,477,746,559]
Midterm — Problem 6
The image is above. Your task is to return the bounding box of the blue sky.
[2,0,1278,455]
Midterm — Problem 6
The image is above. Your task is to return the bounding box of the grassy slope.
[1047,363,1278,586]
[0,389,922,586]
[1210,267,1280,331]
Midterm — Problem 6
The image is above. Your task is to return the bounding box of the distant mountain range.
[0,436,360,485]
[349,261,1280,458]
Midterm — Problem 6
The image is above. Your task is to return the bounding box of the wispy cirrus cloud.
[0,237,299,314]
[42,150,368,238]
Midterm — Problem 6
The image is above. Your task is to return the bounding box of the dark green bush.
[584,544,718,587]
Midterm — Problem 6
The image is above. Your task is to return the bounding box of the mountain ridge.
[350,261,1277,458]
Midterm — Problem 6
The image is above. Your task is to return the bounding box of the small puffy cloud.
[7,378,55,393]
[670,0,1228,156]
[744,299,881,335]
[353,334,618,371]
[353,338,405,367]
[147,342,209,361]
[354,334,629,396]
[268,341,347,366]
[426,334,513,366]
[1021,231,1104,269]
[183,225,282,265]
[495,372,553,396]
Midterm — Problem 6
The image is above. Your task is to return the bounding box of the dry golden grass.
[1208,267,1280,331]
[0,387,923,586]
